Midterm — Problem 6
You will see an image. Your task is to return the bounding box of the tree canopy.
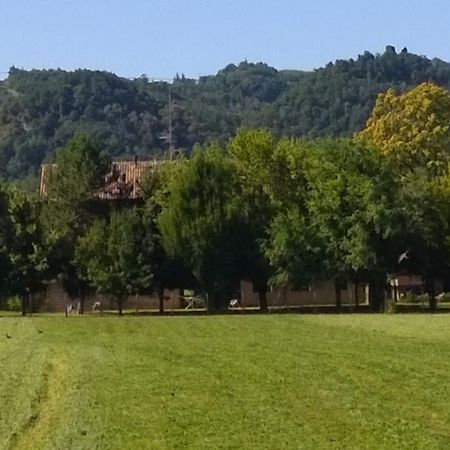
[359,83,450,174]
[75,208,155,315]
[5,47,450,184]
[4,47,450,313]
[158,146,249,311]
[1,187,48,314]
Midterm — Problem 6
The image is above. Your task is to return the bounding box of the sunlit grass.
[1,314,450,449]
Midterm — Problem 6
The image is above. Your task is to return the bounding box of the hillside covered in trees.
[3,45,450,183]
[3,81,450,314]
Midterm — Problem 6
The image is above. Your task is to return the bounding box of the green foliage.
[393,168,450,283]
[265,139,401,300]
[228,129,277,297]
[0,184,11,291]
[306,139,401,276]
[266,207,323,287]
[264,138,328,286]
[5,295,22,312]
[228,128,276,192]
[48,133,110,199]
[140,159,196,295]
[5,48,450,181]
[75,208,154,314]
[43,133,111,239]
[41,133,112,303]
[0,68,162,179]
[1,187,48,314]
[360,81,450,295]
[158,146,248,310]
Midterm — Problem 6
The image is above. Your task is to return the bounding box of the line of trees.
[2,82,450,314]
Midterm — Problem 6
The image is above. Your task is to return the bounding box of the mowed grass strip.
[1,314,450,449]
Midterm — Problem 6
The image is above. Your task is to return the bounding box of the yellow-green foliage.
[360,83,450,173]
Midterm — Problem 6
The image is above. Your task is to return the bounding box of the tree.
[264,139,329,293]
[394,169,450,310]
[140,160,195,314]
[265,139,401,311]
[44,133,111,237]
[76,208,154,315]
[3,188,48,315]
[359,83,450,175]
[360,83,450,309]
[43,133,111,313]
[6,48,450,183]
[305,140,401,311]
[228,129,277,311]
[158,146,248,312]
[0,184,11,294]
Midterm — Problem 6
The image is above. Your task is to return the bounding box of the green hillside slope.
[2,46,450,182]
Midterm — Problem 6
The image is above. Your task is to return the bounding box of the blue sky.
[0,0,449,79]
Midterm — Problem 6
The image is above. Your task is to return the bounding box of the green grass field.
[1,314,450,449]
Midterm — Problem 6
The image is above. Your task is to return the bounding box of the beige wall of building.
[240,280,368,308]
[37,279,369,312]
[41,283,182,312]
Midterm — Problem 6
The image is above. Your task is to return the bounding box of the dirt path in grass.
[10,354,69,450]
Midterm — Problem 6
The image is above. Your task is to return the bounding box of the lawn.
[1,314,450,449]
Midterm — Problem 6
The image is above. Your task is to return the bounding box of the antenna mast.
[168,84,174,160]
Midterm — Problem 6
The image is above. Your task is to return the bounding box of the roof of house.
[40,160,157,200]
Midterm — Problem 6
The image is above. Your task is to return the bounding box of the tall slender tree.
[3,188,48,315]
[228,129,277,312]
[43,133,111,312]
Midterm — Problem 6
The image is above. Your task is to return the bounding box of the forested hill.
[3,45,450,183]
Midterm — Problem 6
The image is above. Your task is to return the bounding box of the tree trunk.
[21,294,27,316]
[206,290,226,313]
[28,292,32,316]
[206,290,214,313]
[429,295,437,311]
[158,288,164,315]
[369,274,385,312]
[334,279,342,312]
[258,286,268,313]
[79,296,85,315]
[393,284,399,303]
[425,276,437,312]
[354,282,359,310]
[118,298,123,316]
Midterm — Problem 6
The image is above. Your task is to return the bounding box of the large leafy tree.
[394,169,450,309]
[140,160,196,314]
[228,129,277,311]
[43,133,111,312]
[75,208,154,315]
[306,140,401,311]
[3,188,48,315]
[359,83,450,175]
[0,184,10,294]
[266,139,401,311]
[158,146,248,311]
[264,139,330,292]
[44,133,111,237]
[360,83,450,308]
